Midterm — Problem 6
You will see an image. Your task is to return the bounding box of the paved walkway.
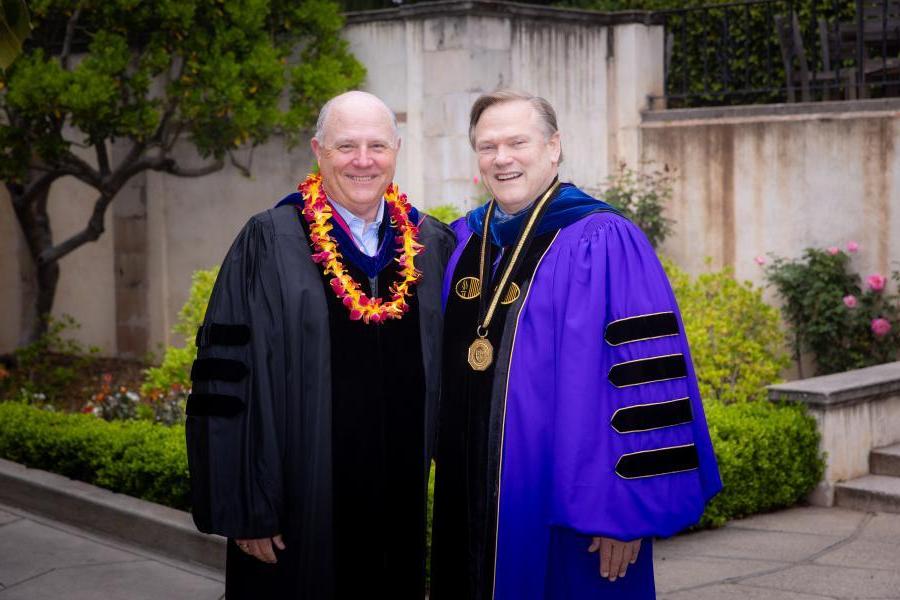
[1,501,898,599]
[0,503,223,599]
[655,505,900,599]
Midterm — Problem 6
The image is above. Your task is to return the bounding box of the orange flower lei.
[298,173,423,324]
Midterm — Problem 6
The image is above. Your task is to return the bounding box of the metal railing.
[656,0,900,108]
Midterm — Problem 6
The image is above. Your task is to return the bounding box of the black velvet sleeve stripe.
[608,354,687,388]
[615,444,699,479]
[610,397,693,433]
[195,323,251,348]
[186,393,245,417]
[605,312,679,346]
[190,358,249,383]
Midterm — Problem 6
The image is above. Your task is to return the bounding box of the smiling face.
[472,99,561,214]
[311,93,400,222]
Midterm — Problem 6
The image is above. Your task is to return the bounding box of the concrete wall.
[769,361,900,506]
[642,100,900,290]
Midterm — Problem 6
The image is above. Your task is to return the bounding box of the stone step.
[835,474,900,514]
[870,443,900,477]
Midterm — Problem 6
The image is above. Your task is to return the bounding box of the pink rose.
[843,295,858,308]
[754,255,766,266]
[827,246,840,256]
[867,273,887,292]
[871,318,892,337]
[847,241,859,253]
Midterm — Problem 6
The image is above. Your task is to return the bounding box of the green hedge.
[700,400,824,527]
[0,402,189,509]
[0,398,823,532]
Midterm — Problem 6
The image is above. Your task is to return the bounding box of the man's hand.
[235,534,286,564]
[587,536,641,582]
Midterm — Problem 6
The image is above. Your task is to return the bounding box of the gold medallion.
[499,282,520,305]
[467,337,494,371]
[455,276,482,300]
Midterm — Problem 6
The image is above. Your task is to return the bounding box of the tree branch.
[38,192,115,265]
[21,172,61,205]
[165,158,225,178]
[91,153,165,197]
[58,152,103,188]
[7,188,37,259]
[34,144,223,266]
[95,143,111,178]
[229,149,253,178]
[60,8,83,70]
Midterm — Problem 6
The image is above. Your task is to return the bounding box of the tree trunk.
[31,258,60,343]
[8,182,57,344]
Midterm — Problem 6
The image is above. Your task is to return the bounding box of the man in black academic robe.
[185,91,454,598]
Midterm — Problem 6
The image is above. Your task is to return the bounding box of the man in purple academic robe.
[430,90,722,600]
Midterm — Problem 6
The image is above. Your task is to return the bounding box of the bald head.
[310,91,401,223]
[314,91,399,145]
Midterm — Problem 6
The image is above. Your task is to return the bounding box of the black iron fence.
[658,0,900,108]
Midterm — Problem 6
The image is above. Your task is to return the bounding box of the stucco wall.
[643,101,900,289]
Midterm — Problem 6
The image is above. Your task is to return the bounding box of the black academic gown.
[185,204,454,599]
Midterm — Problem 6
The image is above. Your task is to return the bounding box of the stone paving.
[1,501,898,599]
[0,503,223,600]
[655,505,900,599]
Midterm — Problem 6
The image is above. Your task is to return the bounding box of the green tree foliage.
[2,0,364,342]
[142,266,219,395]
[664,259,791,403]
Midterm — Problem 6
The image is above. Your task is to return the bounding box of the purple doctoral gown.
[439,190,722,599]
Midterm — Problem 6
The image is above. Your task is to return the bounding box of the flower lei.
[298,173,423,324]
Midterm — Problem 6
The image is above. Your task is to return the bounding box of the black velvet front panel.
[301,217,427,599]
[431,230,556,600]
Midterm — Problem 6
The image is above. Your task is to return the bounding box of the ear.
[395,136,402,153]
[548,132,561,165]
[311,136,322,161]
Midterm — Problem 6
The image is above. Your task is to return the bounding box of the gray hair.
[468,89,563,163]
[314,91,400,145]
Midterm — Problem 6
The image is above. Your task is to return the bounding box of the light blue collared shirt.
[330,199,385,257]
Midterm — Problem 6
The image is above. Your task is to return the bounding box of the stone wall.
[769,361,900,505]
[642,100,900,291]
